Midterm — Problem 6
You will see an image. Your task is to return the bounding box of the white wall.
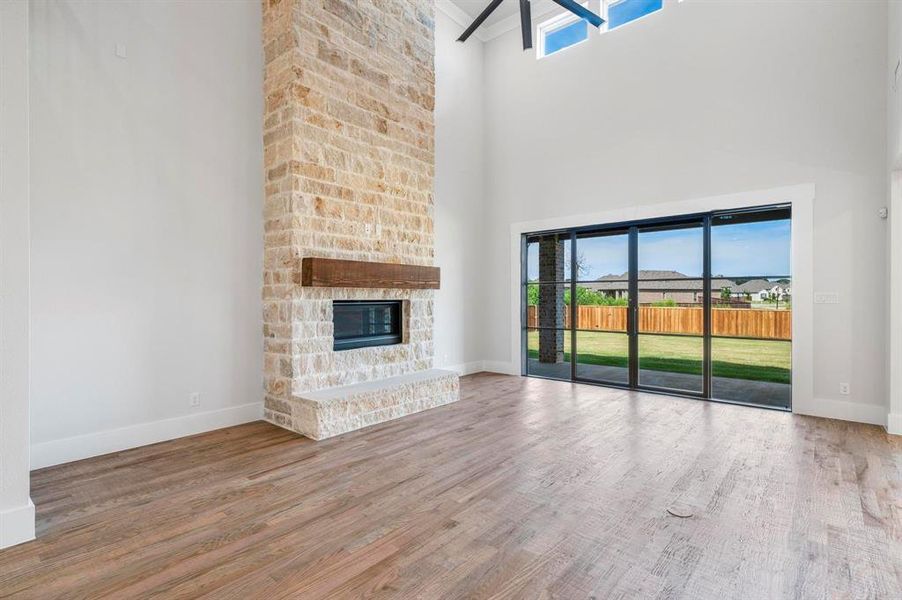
[28,0,264,467]
[481,1,888,421]
[0,0,35,547]
[434,8,486,374]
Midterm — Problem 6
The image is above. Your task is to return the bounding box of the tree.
[564,286,617,306]
[526,283,539,306]
[720,287,732,303]
[573,251,590,280]
[526,284,627,307]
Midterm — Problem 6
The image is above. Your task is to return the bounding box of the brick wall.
[537,237,565,363]
[261,0,436,412]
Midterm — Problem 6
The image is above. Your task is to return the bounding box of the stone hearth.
[260,0,458,439]
[267,369,459,440]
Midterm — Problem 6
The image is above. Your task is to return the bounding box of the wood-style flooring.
[1,373,900,598]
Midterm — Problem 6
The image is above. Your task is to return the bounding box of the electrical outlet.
[189,392,201,407]
[115,43,128,59]
[814,292,839,305]
[839,382,850,396]
[364,223,372,235]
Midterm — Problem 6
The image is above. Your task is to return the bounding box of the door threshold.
[524,373,792,412]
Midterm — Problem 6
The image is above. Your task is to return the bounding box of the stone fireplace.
[260,0,459,439]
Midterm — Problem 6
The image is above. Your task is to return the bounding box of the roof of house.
[584,271,734,292]
[734,279,774,293]
[569,271,789,296]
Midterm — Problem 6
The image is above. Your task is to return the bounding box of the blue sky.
[527,220,791,281]
[544,20,587,55]
[608,0,663,30]
[544,0,664,57]
[711,220,791,277]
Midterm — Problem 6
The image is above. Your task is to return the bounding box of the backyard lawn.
[527,330,790,384]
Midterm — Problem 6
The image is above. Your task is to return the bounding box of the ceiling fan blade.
[549,0,605,28]
[520,0,532,50]
[457,0,505,42]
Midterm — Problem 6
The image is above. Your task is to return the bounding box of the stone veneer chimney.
[261,0,458,438]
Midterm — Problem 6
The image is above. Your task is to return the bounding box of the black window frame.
[521,204,792,411]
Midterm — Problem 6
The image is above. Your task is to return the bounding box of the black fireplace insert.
[332,300,403,351]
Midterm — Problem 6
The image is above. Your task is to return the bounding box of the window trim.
[536,2,590,59]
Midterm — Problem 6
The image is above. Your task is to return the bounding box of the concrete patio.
[526,359,791,409]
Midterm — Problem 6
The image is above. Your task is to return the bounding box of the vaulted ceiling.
[446,0,559,33]
[448,0,522,27]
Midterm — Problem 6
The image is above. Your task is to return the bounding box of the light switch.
[115,43,128,59]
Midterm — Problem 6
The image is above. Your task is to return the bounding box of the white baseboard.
[455,360,526,376]
[0,499,35,549]
[887,412,902,435]
[794,398,886,427]
[31,402,263,470]
[481,360,519,376]
[443,361,487,376]
[442,361,520,376]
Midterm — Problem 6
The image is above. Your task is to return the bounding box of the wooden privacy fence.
[527,305,791,340]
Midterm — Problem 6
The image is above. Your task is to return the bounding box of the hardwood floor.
[1,373,900,598]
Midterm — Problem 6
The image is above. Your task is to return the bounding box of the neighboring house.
[757,285,791,301]
[584,271,747,304]
[735,279,773,295]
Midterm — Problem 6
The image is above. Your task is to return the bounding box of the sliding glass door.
[521,205,791,410]
[636,221,706,395]
[709,207,792,408]
[573,230,630,385]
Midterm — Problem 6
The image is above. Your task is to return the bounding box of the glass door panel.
[526,233,572,284]
[574,231,630,385]
[637,223,705,394]
[710,207,792,408]
[638,334,704,393]
[575,331,629,384]
[525,281,570,379]
[524,232,572,381]
[526,328,572,380]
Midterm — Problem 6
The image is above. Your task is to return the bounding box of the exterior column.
[538,237,565,363]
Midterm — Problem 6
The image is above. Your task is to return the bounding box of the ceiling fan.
[456,0,605,50]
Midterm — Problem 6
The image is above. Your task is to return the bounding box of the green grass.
[527,330,790,384]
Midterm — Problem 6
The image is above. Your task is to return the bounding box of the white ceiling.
[448,0,522,28]
[444,0,561,34]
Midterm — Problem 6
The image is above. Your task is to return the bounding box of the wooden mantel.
[300,257,440,289]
